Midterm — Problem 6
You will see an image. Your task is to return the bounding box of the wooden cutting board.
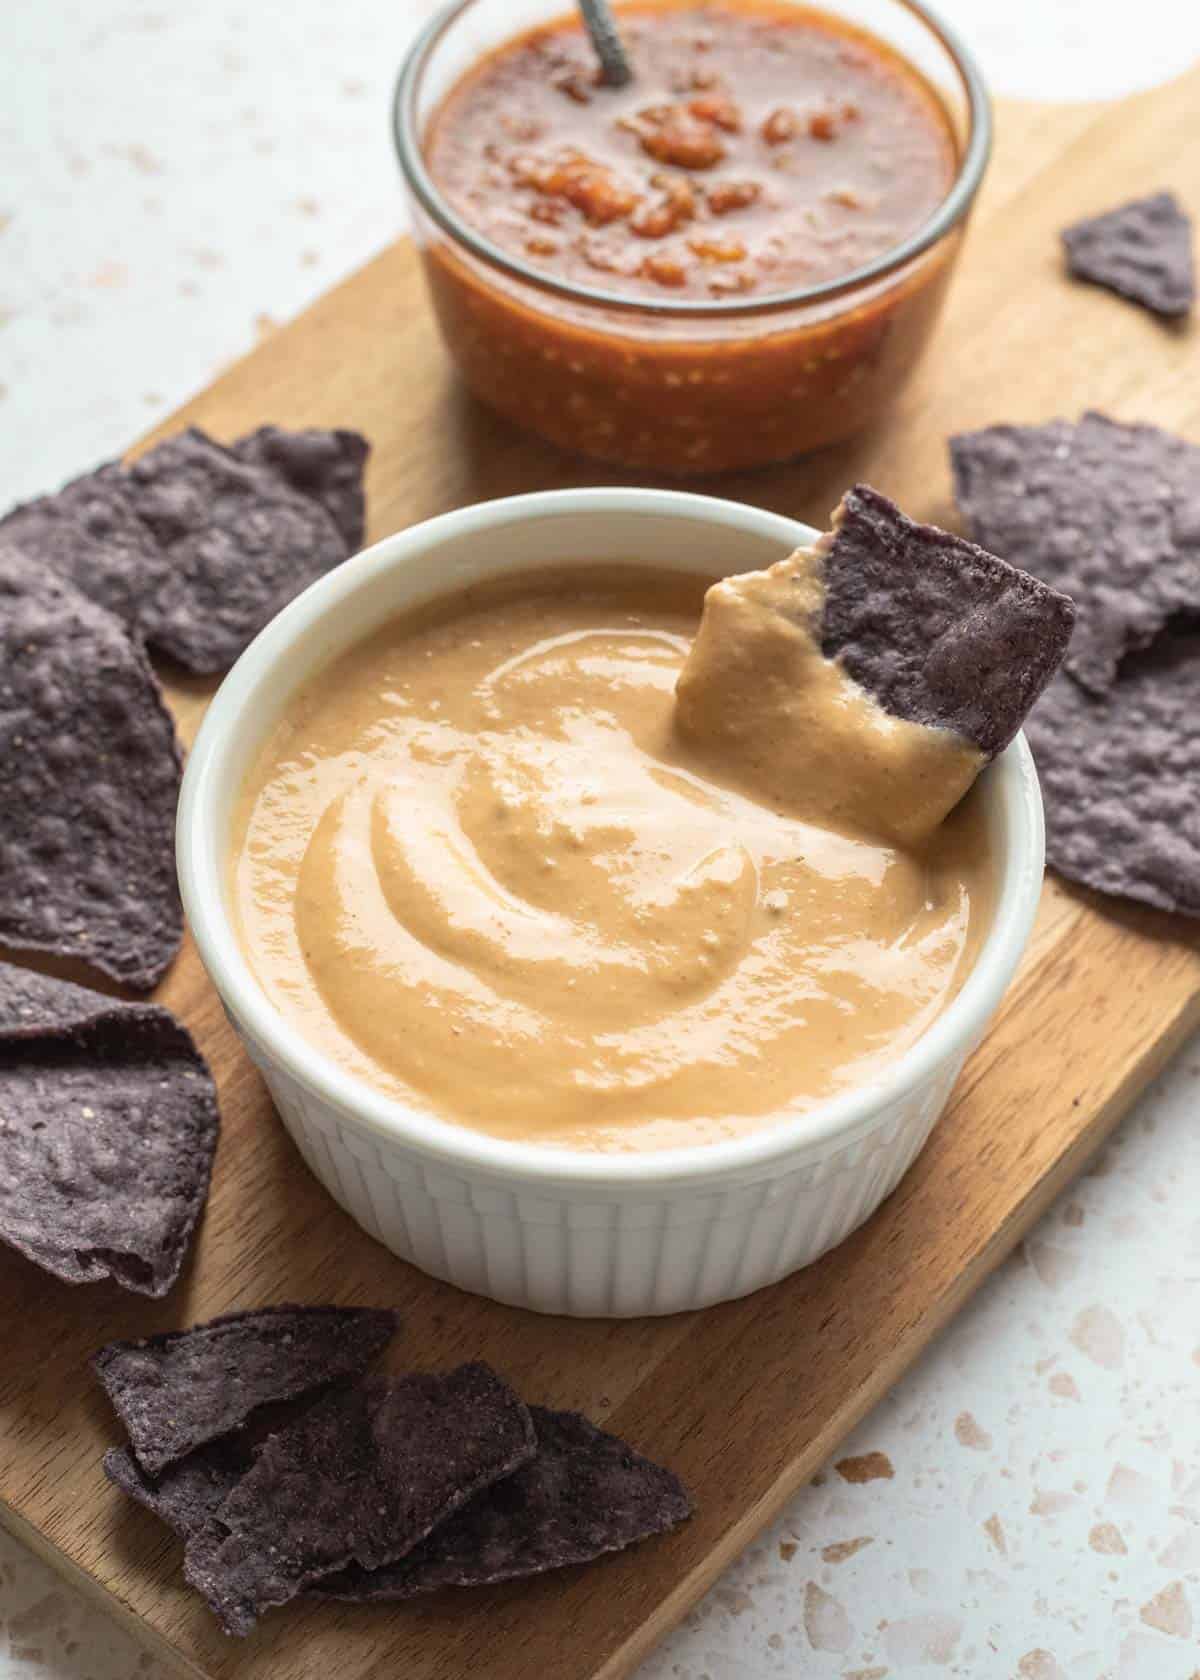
[2,62,1200,1680]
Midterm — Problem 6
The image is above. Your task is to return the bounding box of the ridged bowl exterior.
[234,1013,963,1316]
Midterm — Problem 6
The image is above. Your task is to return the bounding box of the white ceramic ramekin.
[178,489,1044,1317]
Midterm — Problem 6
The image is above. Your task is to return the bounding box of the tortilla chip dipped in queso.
[677,485,1076,845]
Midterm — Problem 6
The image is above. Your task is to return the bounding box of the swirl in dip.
[233,565,992,1152]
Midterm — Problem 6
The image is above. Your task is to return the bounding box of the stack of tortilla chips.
[95,1307,692,1636]
[953,411,1200,917]
[0,423,369,989]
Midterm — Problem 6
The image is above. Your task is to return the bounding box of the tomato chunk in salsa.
[426,1,958,302]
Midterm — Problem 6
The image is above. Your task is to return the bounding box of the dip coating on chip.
[0,962,218,1295]
[184,1363,535,1635]
[951,412,1200,695]
[316,1405,693,1601]
[676,484,1072,846]
[1025,631,1200,917]
[127,428,349,673]
[93,1304,399,1473]
[0,549,183,989]
[1061,191,1194,319]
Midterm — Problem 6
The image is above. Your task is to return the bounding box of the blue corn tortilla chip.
[1025,631,1200,917]
[0,548,183,989]
[184,1364,536,1636]
[0,962,218,1295]
[0,425,369,675]
[93,1304,400,1474]
[0,462,163,631]
[950,413,1200,696]
[232,425,369,552]
[817,485,1075,757]
[0,962,135,1039]
[315,1405,693,1602]
[1061,191,1194,319]
[127,428,350,673]
[104,1439,253,1540]
[101,1377,370,1538]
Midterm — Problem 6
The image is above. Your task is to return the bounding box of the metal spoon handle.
[578,0,633,87]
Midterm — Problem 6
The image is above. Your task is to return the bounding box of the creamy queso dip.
[233,564,993,1152]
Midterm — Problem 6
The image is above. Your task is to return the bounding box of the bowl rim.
[391,0,993,321]
[177,487,1044,1192]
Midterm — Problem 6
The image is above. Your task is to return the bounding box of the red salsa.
[409,0,974,473]
[427,2,957,302]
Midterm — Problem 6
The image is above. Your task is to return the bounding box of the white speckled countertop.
[3,4,1200,1675]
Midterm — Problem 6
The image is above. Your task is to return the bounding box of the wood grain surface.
[2,64,1200,1680]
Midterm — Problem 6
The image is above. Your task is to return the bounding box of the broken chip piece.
[126,427,350,674]
[183,1363,536,1636]
[1061,191,1194,320]
[951,412,1200,695]
[315,1405,694,1601]
[232,425,369,553]
[101,1377,362,1540]
[93,1304,400,1474]
[104,1439,253,1541]
[0,962,218,1295]
[0,548,183,989]
[1025,631,1200,918]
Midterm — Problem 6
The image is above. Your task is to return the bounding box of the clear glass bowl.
[393,0,991,475]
